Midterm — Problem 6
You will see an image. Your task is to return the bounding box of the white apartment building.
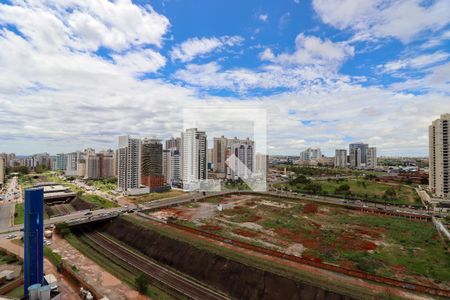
[163,148,180,186]
[334,149,347,168]
[299,148,322,161]
[213,136,254,173]
[181,128,207,187]
[66,151,81,176]
[117,136,145,194]
[429,114,450,199]
[225,143,254,180]
[367,147,377,168]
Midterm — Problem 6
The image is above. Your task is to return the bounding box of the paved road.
[0,176,21,228]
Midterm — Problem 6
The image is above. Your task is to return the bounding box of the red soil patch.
[339,233,377,251]
[200,225,223,231]
[232,228,258,238]
[302,253,322,263]
[339,260,356,269]
[302,239,319,249]
[391,264,407,274]
[303,203,318,214]
[245,215,262,222]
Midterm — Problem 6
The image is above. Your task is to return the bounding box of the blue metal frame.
[23,188,44,296]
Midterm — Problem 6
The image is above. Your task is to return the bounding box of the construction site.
[58,192,450,300]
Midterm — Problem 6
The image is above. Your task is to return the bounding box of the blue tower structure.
[23,188,44,297]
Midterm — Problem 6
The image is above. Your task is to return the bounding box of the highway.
[0,176,21,228]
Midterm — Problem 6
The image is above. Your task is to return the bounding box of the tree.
[335,184,351,194]
[290,175,311,185]
[383,187,397,199]
[304,183,322,195]
[35,164,48,174]
[135,272,149,294]
[55,223,70,237]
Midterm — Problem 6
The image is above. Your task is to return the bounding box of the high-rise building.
[141,138,164,190]
[0,158,5,188]
[429,114,450,199]
[181,128,207,186]
[55,153,67,171]
[98,150,114,178]
[299,148,322,161]
[349,143,369,168]
[334,149,347,168]
[163,148,181,186]
[85,155,100,179]
[66,151,81,176]
[165,137,181,151]
[213,136,254,173]
[117,136,142,193]
[255,153,268,177]
[225,142,254,180]
[367,147,377,168]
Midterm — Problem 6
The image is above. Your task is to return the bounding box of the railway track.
[83,230,231,300]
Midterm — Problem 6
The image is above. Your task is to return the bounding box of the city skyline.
[0,1,449,156]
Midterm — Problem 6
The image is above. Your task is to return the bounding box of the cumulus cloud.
[313,0,450,43]
[379,52,450,74]
[261,34,354,68]
[0,0,170,51]
[0,0,448,157]
[259,14,268,22]
[170,36,244,63]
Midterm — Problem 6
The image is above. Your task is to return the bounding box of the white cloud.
[259,14,268,22]
[379,52,449,73]
[261,34,354,68]
[0,0,448,157]
[0,0,170,51]
[112,49,166,74]
[174,34,355,93]
[313,0,450,43]
[170,36,244,63]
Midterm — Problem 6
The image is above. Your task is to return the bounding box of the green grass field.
[127,189,185,203]
[276,178,420,205]
[14,203,24,225]
[80,194,119,208]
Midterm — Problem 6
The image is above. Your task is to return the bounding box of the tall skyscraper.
[334,149,347,168]
[98,150,114,178]
[117,136,142,193]
[0,158,5,188]
[163,148,180,186]
[66,151,81,176]
[55,153,67,171]
[225,142,254,180]
[181,128,207,186]
[141,138,164,190]
[299,148,322,161]
[349,143,368,168]
[367,147,377,168]
[213,136,254,173]
[165,137,181,150]
[429,114,449,199]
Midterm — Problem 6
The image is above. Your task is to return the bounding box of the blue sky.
[0,0,449,156]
